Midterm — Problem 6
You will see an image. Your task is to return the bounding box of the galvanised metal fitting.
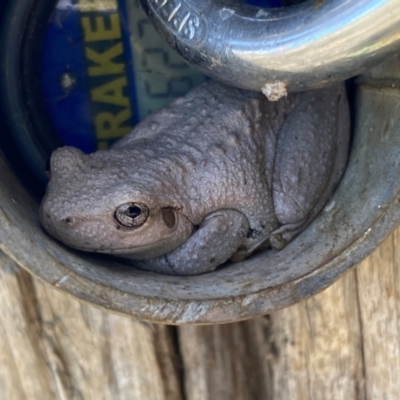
[2,53,400,323]
[139,0,400,97]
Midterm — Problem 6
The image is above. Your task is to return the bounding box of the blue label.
[40,0,281,153]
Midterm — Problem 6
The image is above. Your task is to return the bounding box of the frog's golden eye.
[114,202,149,228]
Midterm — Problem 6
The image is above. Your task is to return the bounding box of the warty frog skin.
[40,81,349,275]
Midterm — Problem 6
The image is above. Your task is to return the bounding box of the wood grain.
[0,251,183,400]
[2,226,400,399]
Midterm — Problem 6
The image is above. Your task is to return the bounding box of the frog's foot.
[268,218,309,250]
[136,209,249,276]
[135,257,179,275]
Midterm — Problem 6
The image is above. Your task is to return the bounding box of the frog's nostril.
[61,217,75,225]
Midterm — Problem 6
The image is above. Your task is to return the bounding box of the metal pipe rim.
[139,0,400,93]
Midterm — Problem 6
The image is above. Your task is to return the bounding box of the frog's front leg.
[136,210,249,275]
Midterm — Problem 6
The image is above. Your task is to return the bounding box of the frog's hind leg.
[270,83,350,250]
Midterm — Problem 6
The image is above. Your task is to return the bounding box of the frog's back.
[111,80,348,259]
[113,82,292,227]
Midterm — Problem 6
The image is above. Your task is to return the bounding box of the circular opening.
[1,0,400,324]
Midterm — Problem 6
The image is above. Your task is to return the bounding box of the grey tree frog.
[39,81,349,275]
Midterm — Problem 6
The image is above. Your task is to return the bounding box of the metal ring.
[139,0,400,94]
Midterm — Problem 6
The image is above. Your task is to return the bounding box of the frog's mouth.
[59,235,181,261]
[40,203,193,260]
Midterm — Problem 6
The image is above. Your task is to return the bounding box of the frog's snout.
[39,205,97,251]
[39,201,79,236]
[60,216,75,225]
[53,215,80,230]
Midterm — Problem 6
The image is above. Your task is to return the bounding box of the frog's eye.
[114,202,149,228]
